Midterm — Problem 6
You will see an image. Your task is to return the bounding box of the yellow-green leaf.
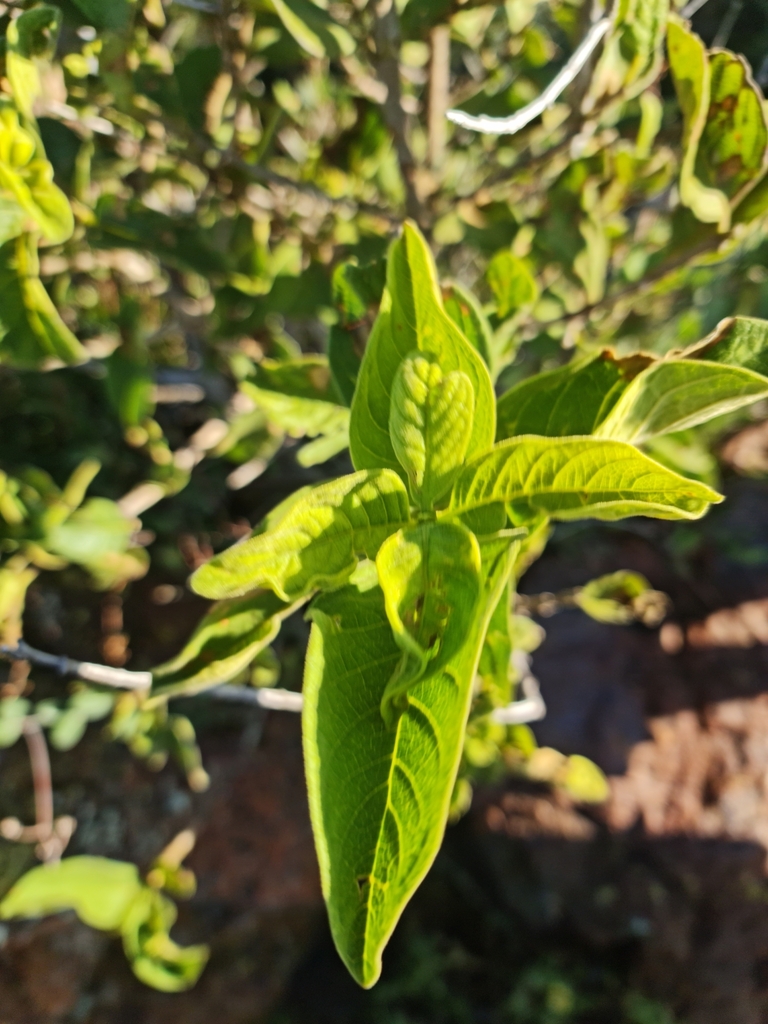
[389,351,474,509]
[376,522,482,726]
[190,469,412,601]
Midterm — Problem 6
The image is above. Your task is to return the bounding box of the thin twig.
[182,684,304,712]
[491,655,547,725]
[22,719,53,849]
[369,0,423,222]
[0,717,76,863]
[447,17,612,136]
[0,641,152,691]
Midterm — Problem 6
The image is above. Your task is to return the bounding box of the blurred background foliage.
[2,0,768,1017]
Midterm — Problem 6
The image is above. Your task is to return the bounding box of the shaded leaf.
[269,0,355,59]
[328,325,362,407]
[441,280,494,376]
[445,436,722,524]
[496,352,652,440]
[0,234,87,367]
[684,315,768,376]
[486,252,538,319]
[190,469,412,601]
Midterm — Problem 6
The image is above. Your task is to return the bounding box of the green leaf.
[667,19,732,231]
[0,107,74,244]
[71,0,133,30]
[242,356,350,441]
[6,6,61,120]
[269,0,355,58]
[683,315,768,376]
[486,252,538,319]
[595,359,768,443]
[303,531,518,987]
[694,50,768,211]
[0,235,86,367]
[120,886,209,993]
[441,280,494,372]
[496,352,652,440]
[583,0,669,111]
[332,259,386,328]
[0,696,29,748]
[389,352,474,509]
[445,436,722,524]
[350,222,495,477]
[0,857,143,931]
[152,591,303,698]
[45,498,134,565]
[574,570,660,625]
[190,469,412,601]
[376,523,482,726]
[328,325,362,407]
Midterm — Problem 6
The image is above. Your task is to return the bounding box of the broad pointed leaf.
[190,470,411,601]
[595,358,768,442]
[303,532,517,987]
[445,436,722,524]
[496,352,652,440]
[376,523,482,726]
[350,223,495,477]
[683,315,768,376]
[389,352,474,509]
[152,591,304,698]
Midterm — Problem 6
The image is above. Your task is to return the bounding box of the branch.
[0,717,77,863]
[0,641,152,692]
[491,654,547,725]
[369,0,423,222]
[178,684,304,712]
[447,17,612,137]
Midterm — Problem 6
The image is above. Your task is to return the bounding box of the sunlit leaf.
[350,222,495,478]
[376,522,482,726]
[445,436,722,524]
[303,531,518,987]
[190,469,412,600]
[389,351,474,509]
[667,19,732,231]
[152,591,304,697]
[0,857,143,932]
